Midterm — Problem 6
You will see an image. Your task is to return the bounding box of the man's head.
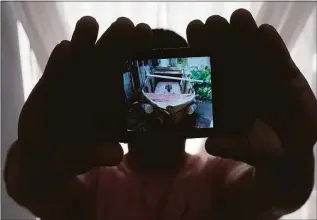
[127,29,189,172]
[151,29,188,49]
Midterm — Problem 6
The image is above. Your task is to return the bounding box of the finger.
[204,15,231,68]
[94,17,135,88]
[229,9,259,127]
[93,18,136,139]
[257,24,297,80]
[96,17,135,58]
[69,16,99,86]
[55,142,123,175]
[186,19,205,51]
[71,16,99,54]
[113,17,136,57]
[19,41,72,143]
[42,40,71,79]
[229,8,258,54]
[94,17,135,89]
[230,8,258,34]
[205,133,250,163]
[258,24,291,60]
[152,29,188,49]
[204,15,230,53]
[257,24,317,148]
[116,16,134,26]
[96,17,135,85]
[204,16,235,131]
[134,23,153,53]
[31,40,71,95]
[255,24,296,121]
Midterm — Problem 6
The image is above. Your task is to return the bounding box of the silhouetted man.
[4,9,317,220]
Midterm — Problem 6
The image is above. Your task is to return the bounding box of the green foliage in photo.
[190,66,212,101]
[177,58,188,68]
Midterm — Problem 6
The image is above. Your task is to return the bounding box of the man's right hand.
[17,16,152,174]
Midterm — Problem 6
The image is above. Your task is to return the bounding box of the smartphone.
[121,48,215,140]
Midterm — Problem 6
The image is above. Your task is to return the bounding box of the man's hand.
[17,16,152,174]
[186,8,317,217]
[5,16,152,219]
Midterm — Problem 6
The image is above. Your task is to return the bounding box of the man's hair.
[152,29,188,49]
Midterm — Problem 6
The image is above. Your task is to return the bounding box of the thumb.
[205,133,250,163]
[206,120,283,166]
[56,142,124,175]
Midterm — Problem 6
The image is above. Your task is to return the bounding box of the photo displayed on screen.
[123,56,213,131]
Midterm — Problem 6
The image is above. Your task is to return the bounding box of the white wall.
[1,3,35,219]
[1,2,68,219]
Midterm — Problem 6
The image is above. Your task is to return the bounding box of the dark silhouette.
[4,9,317,220]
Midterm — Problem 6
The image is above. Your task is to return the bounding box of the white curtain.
[2,2,316,220]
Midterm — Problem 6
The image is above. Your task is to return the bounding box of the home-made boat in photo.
[141,67,203,124]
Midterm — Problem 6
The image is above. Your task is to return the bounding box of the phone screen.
[123,56,213,132]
